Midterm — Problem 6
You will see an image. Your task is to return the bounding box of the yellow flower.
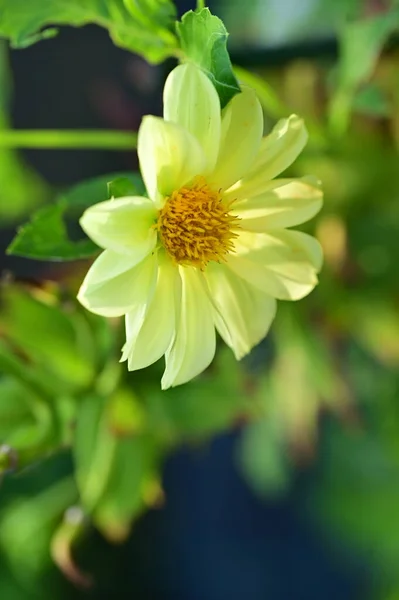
[78,64,323,389]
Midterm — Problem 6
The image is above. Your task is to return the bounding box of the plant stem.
[197,0,205,9]
[0,130,137,150]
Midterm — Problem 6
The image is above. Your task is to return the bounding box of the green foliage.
[0,473,77,585]
[0,0,177,64]
[0,286,96,389]
[7,201,99,261]
[239,414,292,497]
[0,41,49,223]
[108,175,146,199]
[353,84,391,117]
[337,10,399,90]
[2,1,399,596]
[176,8,240,108]
[329,6,399,134]
[142,349,248,440]
[7,172,144,261]
[309,346,399,581]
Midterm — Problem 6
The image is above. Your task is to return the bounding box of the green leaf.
[0,285,96,389]
[74,392,159,536]
[74,395,116,511]
[107,174,145,199]
[353,84,391,117]
[176,8,240,108]
[7,201,99,261]
[7,171,144,261]
[0,477,77,583]
[143,350,248,440]
[124,0,176,34]
[338,10,399,91]
[0,0,177,64]
[239,416,292,498]
[93,434,160,542]
[329,7,399,134]
[60,171,144,210]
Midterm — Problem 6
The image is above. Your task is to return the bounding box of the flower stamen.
[157,177,240,269]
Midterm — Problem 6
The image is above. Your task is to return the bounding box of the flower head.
[78,64,323,389]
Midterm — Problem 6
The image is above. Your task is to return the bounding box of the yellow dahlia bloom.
[78,64,323,389]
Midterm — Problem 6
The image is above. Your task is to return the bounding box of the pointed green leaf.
[7,171,144,261]
[176,8,240,108]
[7,201,99,261]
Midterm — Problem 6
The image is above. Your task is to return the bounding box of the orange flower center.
[157,177,239,270]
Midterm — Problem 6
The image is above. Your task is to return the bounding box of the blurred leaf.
[74,394,160,540]
[0,378,54,463]
[0,369,57,465]
[93,434,160,542]
[0,340,57,400]
[344,298,399,367]
[176,8,240,108]
[7,171,144,260]
[7,201,99,261]
[0,378,33,437]
[0,0,177,64]
[0,442,18,475]
[73,395,115,511]
[62,171,145,211]
[143,350,248,440]
[329,8,399,134]
[107,388,146,437]
[239,413,292,498]
[338,10,399,91]
[107,174,145,199]
[353,84,390,117]
[312,421,399,581]
[0,285,96,389]
[0,477,77,583]
[124,0,176,35]
[269,309,350,443]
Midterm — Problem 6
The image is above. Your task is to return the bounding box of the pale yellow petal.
[138,116,206,205]
[210,86,263,191]
[225,115,308,200]
[80,196,157,256]
[205,263,276,359]
[161,267,216,389]
[77,251,158,317]
[163,63,221,174]
[121,253,181,371]
[227,230,322,300]
[236,176,323,231]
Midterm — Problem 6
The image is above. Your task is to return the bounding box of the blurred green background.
[1,0,399,598]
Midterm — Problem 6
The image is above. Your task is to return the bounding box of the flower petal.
[225,115,308,201]
[77,250,158,317]
[138,115,207,205]
[205,263,276,359]
[121,252,181,371]
[80,196,157,256]
[227,229,323,300]
[163,63,221,174]
[236,176,323,231]
[161,267,216,389]
[210,86,263,191]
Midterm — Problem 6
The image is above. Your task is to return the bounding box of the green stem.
[196,0,205,9]
[0,130,137,150]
